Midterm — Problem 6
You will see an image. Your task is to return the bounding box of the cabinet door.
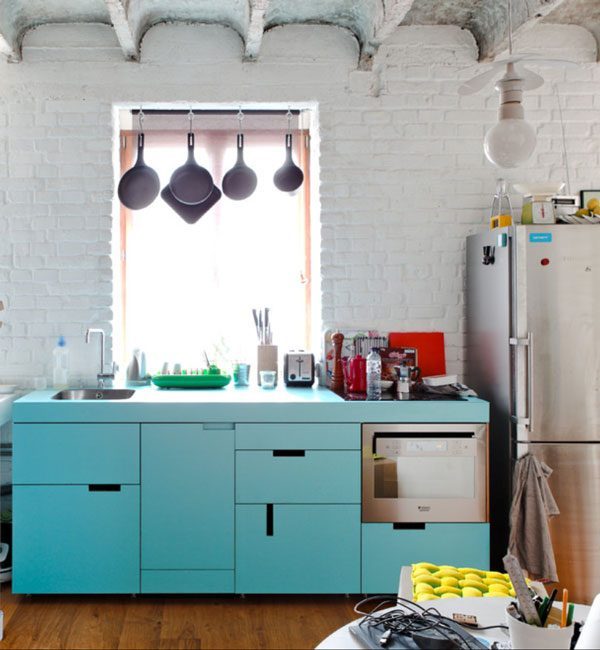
[141,424,234,572]
[14,423,139,485]
[236,504,360,593]
[362,523,490,594]
[13,485,139,594]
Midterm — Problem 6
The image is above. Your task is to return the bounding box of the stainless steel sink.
[52,389,135,401]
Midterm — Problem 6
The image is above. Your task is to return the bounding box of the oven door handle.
[392,523,426,530]
[371,432,476,455]
[372,432,476,440]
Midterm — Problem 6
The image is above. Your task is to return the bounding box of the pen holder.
[257,345,278,386]
[506,606,573,650]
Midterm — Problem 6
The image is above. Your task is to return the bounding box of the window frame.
[117,127,312,363]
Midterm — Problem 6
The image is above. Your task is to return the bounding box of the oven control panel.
[375,438,474,457]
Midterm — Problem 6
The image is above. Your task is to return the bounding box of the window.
[116,114,312,372]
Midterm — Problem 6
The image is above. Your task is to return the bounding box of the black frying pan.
[273,133,304,193]
[161,184,222,225]
[118,133,160,210]
[169,132,213,205]
[222,134,257,201]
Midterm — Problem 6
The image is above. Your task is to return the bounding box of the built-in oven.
[362,423,488,523]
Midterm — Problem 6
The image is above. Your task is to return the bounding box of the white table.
[317,597,591,649]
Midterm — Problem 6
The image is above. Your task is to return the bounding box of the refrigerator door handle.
[509,332,534,431]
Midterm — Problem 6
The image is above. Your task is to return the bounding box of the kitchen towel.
[508,453,560,582]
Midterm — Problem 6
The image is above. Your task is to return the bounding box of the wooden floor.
[0,587,361,649]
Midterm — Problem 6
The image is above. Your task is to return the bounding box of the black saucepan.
[161,184,222,225]
[273,133,304,193]
[222,134,257,201]
[169,132,213,205]
[117,133,160,210]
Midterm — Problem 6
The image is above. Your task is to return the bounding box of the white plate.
[0,385,17,394]
[513,182,564,196]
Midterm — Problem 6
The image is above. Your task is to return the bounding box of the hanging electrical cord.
[507,0,513,57]
[553,82,572,197]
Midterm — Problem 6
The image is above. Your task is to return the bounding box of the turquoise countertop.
[14,385,488,423]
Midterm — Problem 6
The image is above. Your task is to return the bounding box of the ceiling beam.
[373,0,415,45]
[0,31,19,62]
[244,0,270,60]
[481,0,570,61]
[358,0,414,69]
[105,0,138,60]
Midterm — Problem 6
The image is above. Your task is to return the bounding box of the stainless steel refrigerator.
[466,225,600,604]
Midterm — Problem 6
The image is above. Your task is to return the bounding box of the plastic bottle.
[52,336,69,388]
[366,347,382,400]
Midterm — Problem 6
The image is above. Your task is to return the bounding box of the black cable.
[353,595,505,648]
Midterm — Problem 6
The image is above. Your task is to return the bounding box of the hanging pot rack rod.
[130,109,301,116]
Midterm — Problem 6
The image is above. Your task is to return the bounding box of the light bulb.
[484,118,536,168]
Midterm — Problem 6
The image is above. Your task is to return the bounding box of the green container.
[152,367,231,389]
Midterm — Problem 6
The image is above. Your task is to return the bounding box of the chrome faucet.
[85,327,117,388]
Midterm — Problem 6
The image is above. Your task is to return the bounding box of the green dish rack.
[152,366,231,389]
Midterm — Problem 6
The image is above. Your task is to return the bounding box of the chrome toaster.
[283,351,315,387]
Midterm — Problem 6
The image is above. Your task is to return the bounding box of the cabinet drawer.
[142,570,234,594]
[236,450,360,503]
[361,523,490,594]
[13,485,140,593]
[236,423,360,450]
[14,424,139,485]
[236,504,360,593]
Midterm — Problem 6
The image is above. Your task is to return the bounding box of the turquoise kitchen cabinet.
[13,484,139,594]
[236,450,360,503]
[236,504,360,593]
[362,523,490,594]
[13,423,139,484]
[141,424,234,586]
[12,389,489,595]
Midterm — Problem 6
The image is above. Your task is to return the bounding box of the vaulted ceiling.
[0,0,598,63]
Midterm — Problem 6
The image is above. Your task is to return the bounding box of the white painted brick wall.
[0,22,599,385]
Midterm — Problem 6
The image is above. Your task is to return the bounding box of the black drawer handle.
[88,484,121,492]
[392,523,426,530]
[266,504,274,536]
[272,450,305,457]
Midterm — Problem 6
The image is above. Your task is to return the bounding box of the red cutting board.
[388,332,446,377]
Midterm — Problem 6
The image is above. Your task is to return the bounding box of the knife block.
[257,345,278,386]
